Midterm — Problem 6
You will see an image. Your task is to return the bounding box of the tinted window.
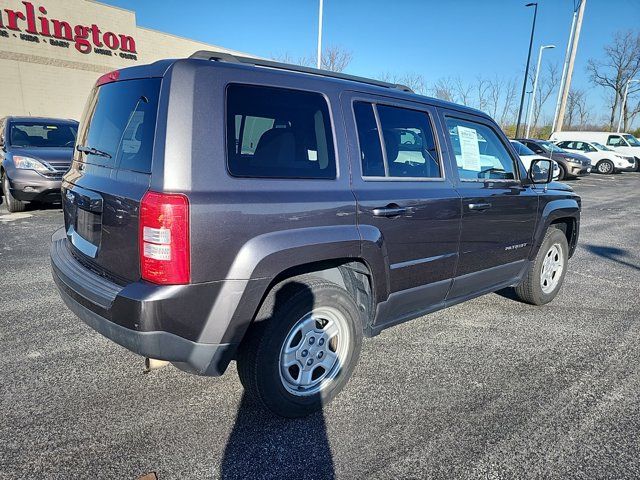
[77,78,160,173]
[354,102,385,176]
[8,121,77,148]
[511,141,535,156]
[353,102,441,178]
[226,84,336,179]
[607,135,626,147]
[623,134,640,147]
[446,118,516,180]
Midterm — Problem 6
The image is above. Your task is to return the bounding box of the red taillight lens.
[96,69,120,87]
[139,191,190,285]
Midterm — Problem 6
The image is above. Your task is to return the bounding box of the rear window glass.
[226,84,336,179]
[9,122,77,148]
[77,78,160,173]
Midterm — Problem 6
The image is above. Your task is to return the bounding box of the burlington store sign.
[0,1,138,60]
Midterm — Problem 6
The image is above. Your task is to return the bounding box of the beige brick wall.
[0,0,251,119]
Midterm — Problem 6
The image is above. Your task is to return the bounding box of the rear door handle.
[372,206,411,217]
[468,202,492,211]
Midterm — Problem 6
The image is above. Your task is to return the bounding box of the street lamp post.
[515,2,538,139]
[525,44,556,138]
[617,79,639,132]
[317,0,324,69]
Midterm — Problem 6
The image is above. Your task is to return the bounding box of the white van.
[549,131,640,169]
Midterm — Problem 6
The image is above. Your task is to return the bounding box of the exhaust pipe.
[144,357,170,373]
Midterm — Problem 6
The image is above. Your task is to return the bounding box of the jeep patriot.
[51,52,580,417]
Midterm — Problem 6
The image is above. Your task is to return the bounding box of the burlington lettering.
[0,1,136,54]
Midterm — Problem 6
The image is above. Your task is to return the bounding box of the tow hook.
[144,358,170,373]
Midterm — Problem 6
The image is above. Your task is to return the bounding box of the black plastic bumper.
[50,229,237,376]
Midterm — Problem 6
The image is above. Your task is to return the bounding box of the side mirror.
[528,158,553,184]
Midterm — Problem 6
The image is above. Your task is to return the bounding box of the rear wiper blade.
[76,145,112,158]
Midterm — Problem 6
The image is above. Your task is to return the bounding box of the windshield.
[540,141,565,153]
[592,142,613,151]
[510,140,536,156]
[623,134,640,147]
[9,122,77,148]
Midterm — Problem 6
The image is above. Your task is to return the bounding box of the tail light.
[139,191,190,285]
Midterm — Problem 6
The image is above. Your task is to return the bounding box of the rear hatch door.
[62,76,161,284]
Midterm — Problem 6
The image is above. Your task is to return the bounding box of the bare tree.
[378,71,427,94]
[531,62,559,134]
[271,45,353,73]
[453,76,472,106]
[473,76,491,112]
[587,30,640,130]
[319,45,353,72]
[499,78,518,128]
[431,77,457,103]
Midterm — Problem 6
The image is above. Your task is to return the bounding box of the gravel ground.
[0,173,639,480]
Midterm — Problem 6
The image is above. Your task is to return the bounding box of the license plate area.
[76,208,102,245]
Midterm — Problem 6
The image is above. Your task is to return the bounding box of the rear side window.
[77,78,160,173]
[353,101,441,179]
[446,118,517,181]
[226,84,336,179]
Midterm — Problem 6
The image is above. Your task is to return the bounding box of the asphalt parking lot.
[1,173,639,480]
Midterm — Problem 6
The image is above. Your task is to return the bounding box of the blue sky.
[101,0,640,125]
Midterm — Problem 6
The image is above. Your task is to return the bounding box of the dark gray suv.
[1,117,78,212]
[51,52,581,417]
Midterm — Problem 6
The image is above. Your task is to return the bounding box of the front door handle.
[468,202,492,211]
[372,206,411,217]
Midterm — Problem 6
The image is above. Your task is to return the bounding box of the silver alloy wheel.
[598,161,612,174]
[279,306,350,396]
[540,243,564,294]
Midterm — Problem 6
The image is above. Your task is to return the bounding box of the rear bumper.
[5,169,62,202]
[50,228,238,376]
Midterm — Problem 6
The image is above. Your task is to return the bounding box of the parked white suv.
[554,140,635,174]
[549,131,640,171]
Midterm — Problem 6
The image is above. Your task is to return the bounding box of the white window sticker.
[457,126,481,171]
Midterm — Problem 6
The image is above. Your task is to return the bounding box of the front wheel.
[557,163,567,181]
[595,159,614,174]
[2,173,26,213]
[514,227,569,305]
[236,276,363,418]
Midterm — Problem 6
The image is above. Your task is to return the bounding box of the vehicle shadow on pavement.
[584,244,640,271]
[220,282,336,480]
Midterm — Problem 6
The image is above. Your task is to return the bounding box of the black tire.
[2,172,26,213]
[557,163,567,181]
[595,159,614,175]
[236,276,363,418]
[514,227,569,306]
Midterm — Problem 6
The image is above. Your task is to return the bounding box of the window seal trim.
[443,113,523,184]
[351,97,446,182]
[223,82,339,181]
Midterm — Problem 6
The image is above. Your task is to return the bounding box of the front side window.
[353,102,441,179]
[226,84,336,179]
[446,118,516,181]
[9,121,77,148]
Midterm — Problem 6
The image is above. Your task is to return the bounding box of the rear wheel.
[514,227,568,305]
[236,276,363,418]
[595,159,614,174]
[2,172,26,213]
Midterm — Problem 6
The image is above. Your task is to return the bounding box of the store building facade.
[0,0,249,120]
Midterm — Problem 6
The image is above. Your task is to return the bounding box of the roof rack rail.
[189,50,414,93]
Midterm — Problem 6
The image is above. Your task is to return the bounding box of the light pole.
[316,0,324,69]
[617,79,639,132]
[515,2,538,139]
[526,44,555,138]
